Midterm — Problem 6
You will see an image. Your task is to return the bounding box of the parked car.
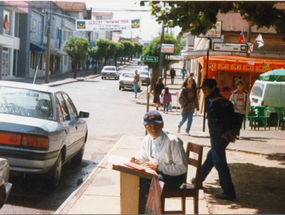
[119,72,142,91]
[101,66,119,80]
[138,70,151,85]
[0,158,12,208]
[0,81,89,189]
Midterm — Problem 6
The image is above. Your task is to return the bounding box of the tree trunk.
[73,62,78,79]
[120,57,123,65]
[150,68,159,91]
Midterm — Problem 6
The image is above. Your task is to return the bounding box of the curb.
[54,132,137,214]
[46,74,100,87]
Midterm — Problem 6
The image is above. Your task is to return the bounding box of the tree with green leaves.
[115,42,125,66]
[95,38,109,67]
[148,1,285,40]
[142,33,183,88]
[105,40,116,65]
[121,40,134,63]
[63,36,89,79]
[133,42,143,58]
[88,46,102,74]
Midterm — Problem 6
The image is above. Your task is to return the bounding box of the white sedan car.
[119,72,142,91]
[101,66,119,80]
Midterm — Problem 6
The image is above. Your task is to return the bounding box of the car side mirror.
[78,111,89,118]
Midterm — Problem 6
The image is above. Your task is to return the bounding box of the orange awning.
[198,55,285,74]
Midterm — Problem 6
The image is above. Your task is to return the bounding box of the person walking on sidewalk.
[133,69,140,98]
[170,67,176,84]
[198,78,239,201]
[229,80,251,138]
[130,110,188,214]
[160,87,172,114]
[178,77,199,136]
[181,67,187,80]
[152,77,164,110]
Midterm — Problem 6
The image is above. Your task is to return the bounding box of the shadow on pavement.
[204,162,285,214]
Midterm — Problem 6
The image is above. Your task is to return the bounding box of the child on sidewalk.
[160,87,172,114]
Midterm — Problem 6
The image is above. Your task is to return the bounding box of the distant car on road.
[101,66,119,80]
[119,72,142,91]
[138,70,151,86]
[0,158,12,208]
[0,81,89,189]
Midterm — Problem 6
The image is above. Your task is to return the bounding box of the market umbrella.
[259,69,285,81]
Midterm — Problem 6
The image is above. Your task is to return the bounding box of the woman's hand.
[130,157,139,163]
[142,162,158,171]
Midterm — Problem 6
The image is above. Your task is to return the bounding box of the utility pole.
[45,1,51,83]
[159,22,164,78]
[246,22,252,57]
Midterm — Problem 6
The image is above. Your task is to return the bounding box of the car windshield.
[139,72,149,76]
[104,67,115,71]
[0,86,53,120]
[123,73,135,78]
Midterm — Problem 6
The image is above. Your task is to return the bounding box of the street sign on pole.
[167,55,186,61]
[213,42,248,52]
[141,56,158,62]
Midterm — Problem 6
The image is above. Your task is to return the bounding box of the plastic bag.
[145,176,164,214]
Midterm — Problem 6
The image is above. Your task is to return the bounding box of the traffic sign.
[213,42,248,53]
[166,55,186,61]
[141,56,158,62]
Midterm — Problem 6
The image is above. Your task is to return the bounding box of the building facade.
[182,10,285,99]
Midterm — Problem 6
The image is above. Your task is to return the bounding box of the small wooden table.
[112,163,157,214]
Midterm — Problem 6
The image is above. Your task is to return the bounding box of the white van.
[250,80,285,109]
[250,80,285,124]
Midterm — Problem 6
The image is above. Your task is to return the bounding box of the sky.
[85,0,181,42]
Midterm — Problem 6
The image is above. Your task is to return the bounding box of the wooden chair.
[161,142,203,214]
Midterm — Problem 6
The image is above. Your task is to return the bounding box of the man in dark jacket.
[198,79,239,201]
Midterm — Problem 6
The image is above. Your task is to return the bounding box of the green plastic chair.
[274,107,285,131]
[246,106,259,130]
[255,106,271,130]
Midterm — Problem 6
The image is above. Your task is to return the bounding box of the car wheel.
[71,144,85,165]
[101,76,103,80]
[47,152,62,190]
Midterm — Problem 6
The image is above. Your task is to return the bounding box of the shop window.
[3,10,11,35]
[31,19,37,33]
[38,22,42,35]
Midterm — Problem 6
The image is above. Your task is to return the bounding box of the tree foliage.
[149,1,285,40]
[63,36,89,79]
[142,33,183,87]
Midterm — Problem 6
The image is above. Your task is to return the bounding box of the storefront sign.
[167,55,186,61]
[199,21,222,38]
[161,44,174,53]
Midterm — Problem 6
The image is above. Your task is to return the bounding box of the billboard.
[76,19,140,31]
